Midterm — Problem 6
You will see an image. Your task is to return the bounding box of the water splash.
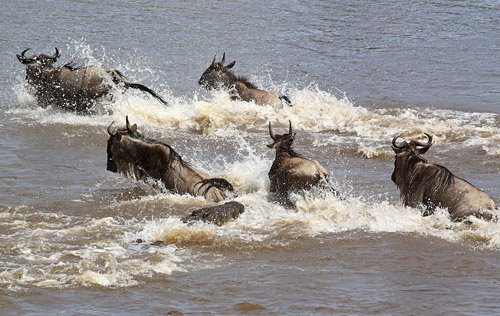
[10,79,499,157]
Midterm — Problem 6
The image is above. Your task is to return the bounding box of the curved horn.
[221,52,226,64]
[21,48,31,58]
[107,121,116,136]
[392,134,407,149]
[17,48,33,64]
[414,133,433,148]
[125,115,131,130]
[211,55,216,66]
[50,47,60,61]
[268,122,275,140]
[288,120,293,135]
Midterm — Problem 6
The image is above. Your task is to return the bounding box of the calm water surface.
[0,1,499,315]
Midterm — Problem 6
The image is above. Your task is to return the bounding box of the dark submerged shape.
[198,53,291,107]
[17,48,168,113]
[267,121,333,204]
[107,116,233,202]
[391,133,496,221]
[181,201,245,226]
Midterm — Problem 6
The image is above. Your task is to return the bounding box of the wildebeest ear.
[391,146,403,153]
[225,61,235,69]
[130,124,137,133]
[417,144,432,155]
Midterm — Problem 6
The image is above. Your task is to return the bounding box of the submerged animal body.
[391,133,496,221]
[106,117,233,202]
[267,121,332,204]
[198,53,291,107]
[181,201,245,226]
[17,48,168,112]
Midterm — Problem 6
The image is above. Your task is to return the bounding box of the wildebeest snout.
[107,156,118,172]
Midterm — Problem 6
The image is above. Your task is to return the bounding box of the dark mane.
[235,75,258,89]
[152,140,187,165]
[224,70,258,89]
[277,145,302,158]
[407,157,454,200]
[287,148,302,158]
[408,154,427,166]
[131,133,192,169]
[430,164,454,191]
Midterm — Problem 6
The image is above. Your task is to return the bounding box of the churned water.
[0,1,499,315]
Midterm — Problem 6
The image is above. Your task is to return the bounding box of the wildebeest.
[181,201,245,226]
[17,48,168,112]
[267,121,333,204]
[107,116,234,202]
[198,53,291,107]
[391,133,496,221]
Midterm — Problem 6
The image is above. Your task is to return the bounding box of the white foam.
[9,40,499,154]
[134,182,500,250]
[11,80,499,159]
[1,185,499,292]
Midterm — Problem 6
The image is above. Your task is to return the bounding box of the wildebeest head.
[17,48,60,67]
[17,48,61,84]
[267,120,296,151]
[198,52,236,89]
[391,133,433,186]
[106,116,143,174]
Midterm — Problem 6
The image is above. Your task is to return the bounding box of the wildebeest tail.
[196,178,234,194]
[279,95,292,107]
[125,82,169,106]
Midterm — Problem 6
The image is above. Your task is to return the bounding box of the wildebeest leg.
[268,191,295,208]
[316,178,341,199]
[421,208,435,217]
[196,178,234,193]
[228,87,242,101]
[450,207,494,222]
[326,186,342,200]
[36,93,51,108]
[422,197,437,217]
